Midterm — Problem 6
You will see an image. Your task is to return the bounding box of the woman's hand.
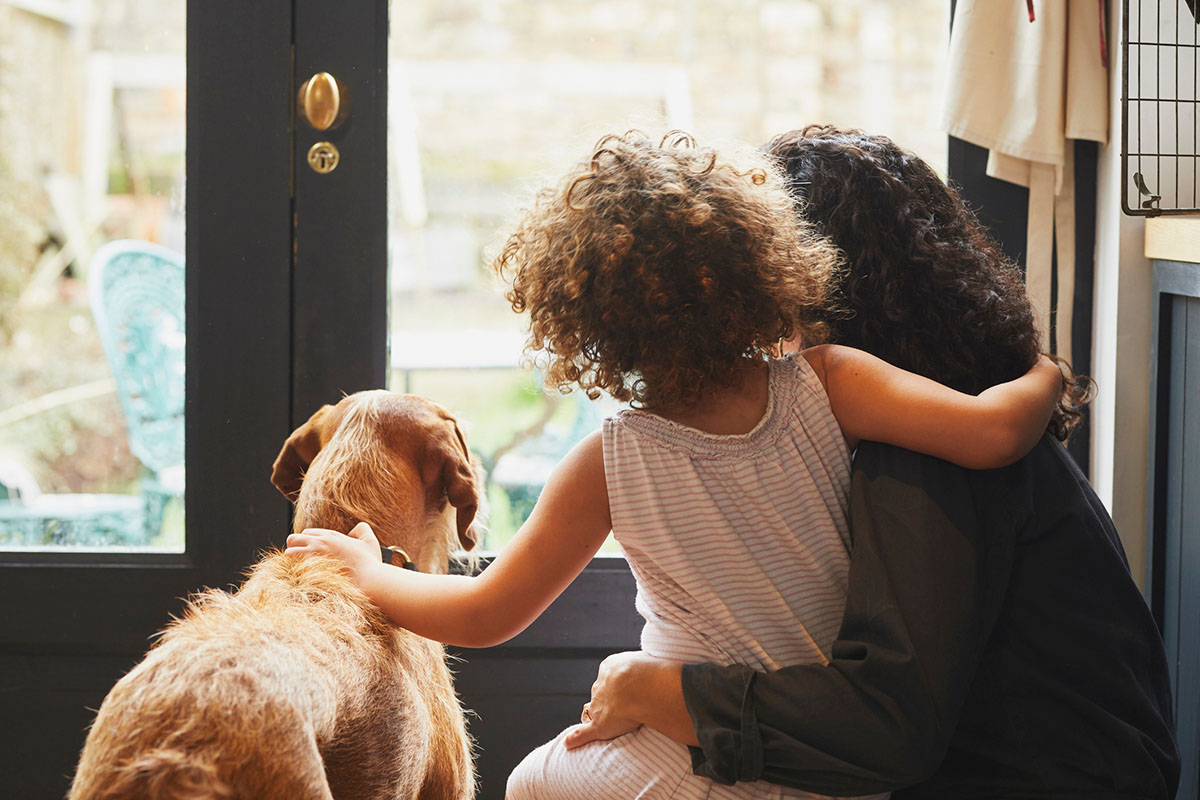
[564,651,646,749]
[564,651,696,749]
[286,521,381,585]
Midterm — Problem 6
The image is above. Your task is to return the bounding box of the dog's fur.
[69,391,479,800]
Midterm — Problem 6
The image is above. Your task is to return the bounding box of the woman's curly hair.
[492,130,840,411]
[765,124,1094,441]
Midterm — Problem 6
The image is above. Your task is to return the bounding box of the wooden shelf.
[1145,216,1200,263]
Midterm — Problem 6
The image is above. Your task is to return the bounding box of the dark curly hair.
[766,125,1094,441]
[492,130,840,412]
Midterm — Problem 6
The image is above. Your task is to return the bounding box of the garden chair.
[88,240,185,542]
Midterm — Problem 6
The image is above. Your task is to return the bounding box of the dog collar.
[380,545,419,571]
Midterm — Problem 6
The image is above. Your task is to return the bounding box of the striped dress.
[505,355,888,800]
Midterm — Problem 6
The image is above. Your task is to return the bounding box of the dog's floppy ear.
[428,417,480,551]
[271,404,335,502]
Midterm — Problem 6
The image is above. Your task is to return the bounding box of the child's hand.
[286,521,381,585]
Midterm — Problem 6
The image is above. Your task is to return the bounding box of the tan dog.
[69,391,479,800]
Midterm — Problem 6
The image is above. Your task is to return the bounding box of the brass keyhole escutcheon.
[298,72,350,131]
[307,141,340,174]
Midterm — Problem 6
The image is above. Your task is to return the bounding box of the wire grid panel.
[1124,0,1200,215]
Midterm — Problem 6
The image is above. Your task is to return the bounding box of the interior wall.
[1093,0,1153,587]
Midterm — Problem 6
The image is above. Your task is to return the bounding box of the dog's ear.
[271,404,335,502]
[428,417,479,551]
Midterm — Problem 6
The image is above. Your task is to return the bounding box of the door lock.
[307,141,340,174]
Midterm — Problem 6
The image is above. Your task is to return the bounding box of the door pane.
[387,0,948,549]
[0,1,185,551]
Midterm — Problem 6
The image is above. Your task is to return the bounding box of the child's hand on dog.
[287,521,382,585]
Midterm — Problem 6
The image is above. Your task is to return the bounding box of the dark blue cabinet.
[1148,259,1200,800]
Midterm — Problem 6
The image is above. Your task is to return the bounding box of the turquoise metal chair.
[0,241,184,547]
[89,240,185,542]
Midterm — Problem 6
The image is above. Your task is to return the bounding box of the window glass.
[387,1,948,549]
[0,1,185,551]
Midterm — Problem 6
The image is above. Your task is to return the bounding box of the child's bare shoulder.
[799,344,835,388]
[802,344,880,386]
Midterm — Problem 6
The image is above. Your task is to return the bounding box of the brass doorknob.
[298,72,349,131]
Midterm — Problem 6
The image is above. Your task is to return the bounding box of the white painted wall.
[1092,0,1154,588]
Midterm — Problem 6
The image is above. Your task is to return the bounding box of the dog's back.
[69,393,478,800]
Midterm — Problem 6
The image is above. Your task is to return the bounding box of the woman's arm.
[285,430,612,648]
[803,345,1060,469]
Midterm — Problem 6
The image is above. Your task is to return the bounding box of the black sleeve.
[680,443,1018,794]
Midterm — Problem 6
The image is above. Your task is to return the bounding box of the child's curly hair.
[493,130,839,411]
[766,124,1095,441]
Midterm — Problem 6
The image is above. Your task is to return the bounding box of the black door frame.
[291,0,390,425]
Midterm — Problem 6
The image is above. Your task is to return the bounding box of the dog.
[69,391,479,800]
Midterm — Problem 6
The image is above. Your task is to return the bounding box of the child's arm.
[285,429,613,648]
[802,345,1060,469]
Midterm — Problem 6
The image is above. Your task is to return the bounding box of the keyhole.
[306,141,340,174]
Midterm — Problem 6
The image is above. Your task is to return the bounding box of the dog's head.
[271,391,480,573]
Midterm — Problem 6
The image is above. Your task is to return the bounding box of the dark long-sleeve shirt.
[681,436,1179,798]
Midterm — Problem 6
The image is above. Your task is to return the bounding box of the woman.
[565,126,1180,799]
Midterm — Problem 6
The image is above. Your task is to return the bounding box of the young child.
[286,131,1062,800]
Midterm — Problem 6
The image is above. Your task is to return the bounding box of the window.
[0,1,186,552]
[386,0,950,549]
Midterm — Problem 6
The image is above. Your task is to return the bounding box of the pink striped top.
[605,354,852,671]
[506,355,886,800]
